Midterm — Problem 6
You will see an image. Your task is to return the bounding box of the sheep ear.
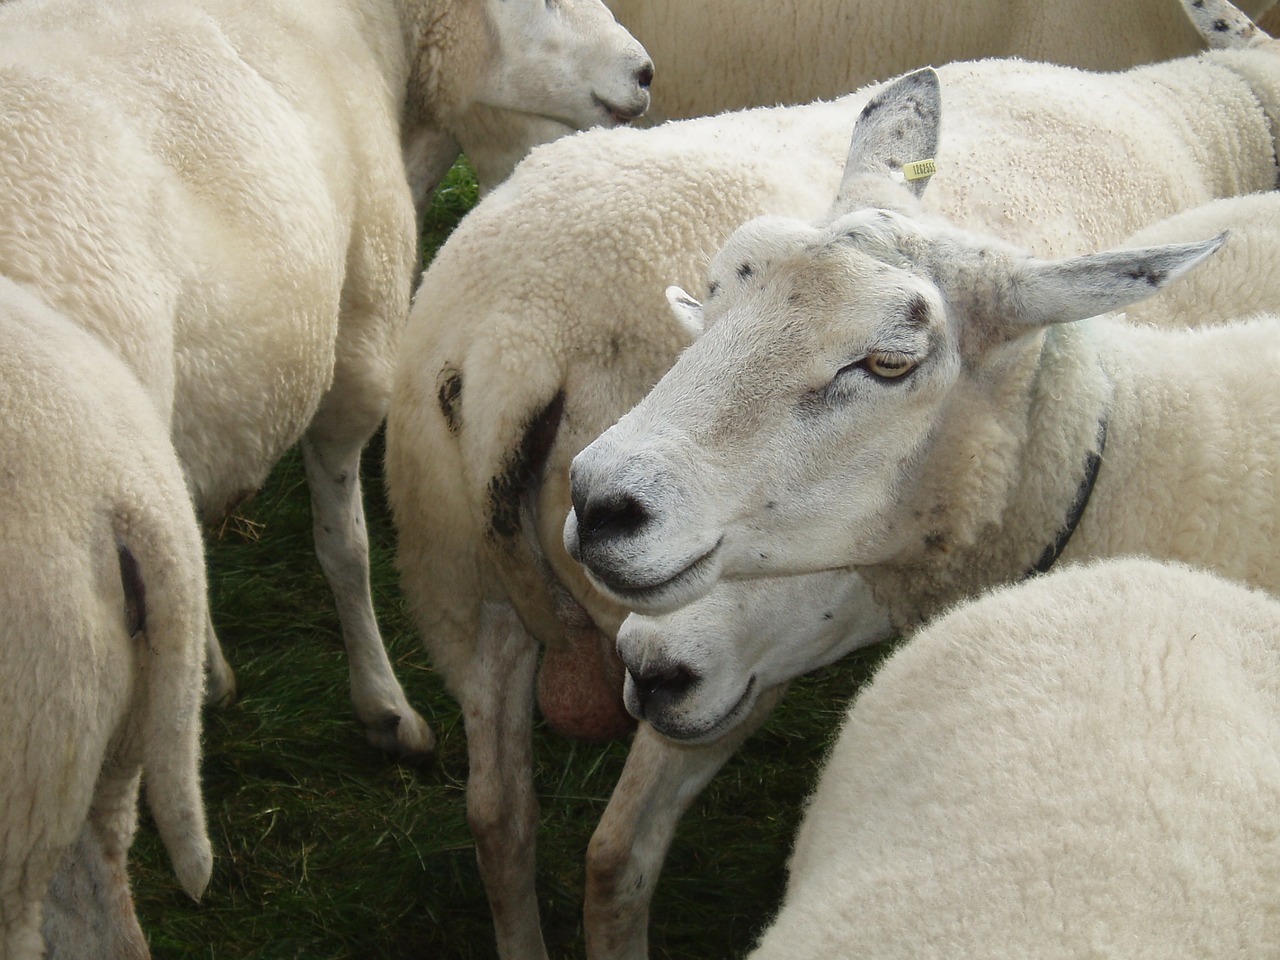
[1008,233,1227,329]
[833,67,941,213]
[666,285,705,339]
[1180,0,1269,49]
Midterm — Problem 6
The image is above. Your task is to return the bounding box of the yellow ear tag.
[902,158,937,182]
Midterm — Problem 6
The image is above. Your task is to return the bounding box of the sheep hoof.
[204,660,237,709]
[363,708,437,763]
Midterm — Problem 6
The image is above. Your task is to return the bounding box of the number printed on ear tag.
[902,159,937,182]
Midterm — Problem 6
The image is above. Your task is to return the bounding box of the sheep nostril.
[630,662,697,715]
[578,491,650,542]
[637,63,654,89]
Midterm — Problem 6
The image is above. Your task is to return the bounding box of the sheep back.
[388,96,853,691]
[0,0,416,518]
[751,558,1280,959]
[0,277,210,953]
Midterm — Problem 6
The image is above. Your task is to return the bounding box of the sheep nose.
[636,62,654,89]
[629,662,697,716]
[571,483,651,546]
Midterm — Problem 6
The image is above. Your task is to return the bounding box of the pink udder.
[537,625,637,742]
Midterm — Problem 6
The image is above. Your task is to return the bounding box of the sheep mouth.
[587,537,723,612]
[650,675,759,745]
[593,94,645,125]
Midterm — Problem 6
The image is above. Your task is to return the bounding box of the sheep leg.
[462,600,549,960]
[301,420,435,761]
[202,614,237,708]
[42,763,147,960]
[584,685,786,960]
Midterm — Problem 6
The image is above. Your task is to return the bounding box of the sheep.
[0,278,211,959]
[614,187,1280,746]
[604,0,1278,123]
[398,0,653,208]
[387,1,1280,954]
[0,0,651,760]
[565,62,1280,644]
[745,557,1280,959]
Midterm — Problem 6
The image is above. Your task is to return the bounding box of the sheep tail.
[115,493,214,902]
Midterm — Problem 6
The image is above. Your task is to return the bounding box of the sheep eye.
[819,352,919,404]
[863,353,917,381]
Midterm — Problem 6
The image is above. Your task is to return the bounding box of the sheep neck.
[860,322,1114,632]
[1025,417,1108,578]
[1207,48,1280,189]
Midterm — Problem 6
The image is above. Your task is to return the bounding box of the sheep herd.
[3,0,1280,956]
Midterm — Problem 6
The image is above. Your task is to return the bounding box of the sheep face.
[564,208,966,613]
[473,0,652,130]
[401,0,652,197]
[615,568,890,742]
[564,69,1224,615]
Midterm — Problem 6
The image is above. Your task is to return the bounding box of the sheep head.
[402,0,652,197]
[563,68,1224,615]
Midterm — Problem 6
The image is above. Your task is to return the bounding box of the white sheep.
[0,278,211,959]
[614,187,1280,745]
[747,557,1280,959]
[566,62,1280,640]
[0,0,650,760]
[388,1,1280,954]
[605,0,1277,123]
[399,0,652,205]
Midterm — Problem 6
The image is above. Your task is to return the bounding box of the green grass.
[128,158,895,960]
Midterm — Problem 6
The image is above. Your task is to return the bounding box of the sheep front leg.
[301,420,435,761]
[462,601,549,960]
[584,686,786,960]
[203,614,237,708]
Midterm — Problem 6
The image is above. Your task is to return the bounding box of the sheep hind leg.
[301,415,435,761]
[42,763,148,960]
[462,600,549,960]
[0,904,44,960]
[584,685,787,960]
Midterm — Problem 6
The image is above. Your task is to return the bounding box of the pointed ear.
[1009,233,1228,328]
[833,67,941,214]
[1180,0,1268,49]
[666,285,705,339]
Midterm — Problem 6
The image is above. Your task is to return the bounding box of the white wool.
[1119,192,1280,327]
[750,558,1280,959]
[0,278,210,958]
